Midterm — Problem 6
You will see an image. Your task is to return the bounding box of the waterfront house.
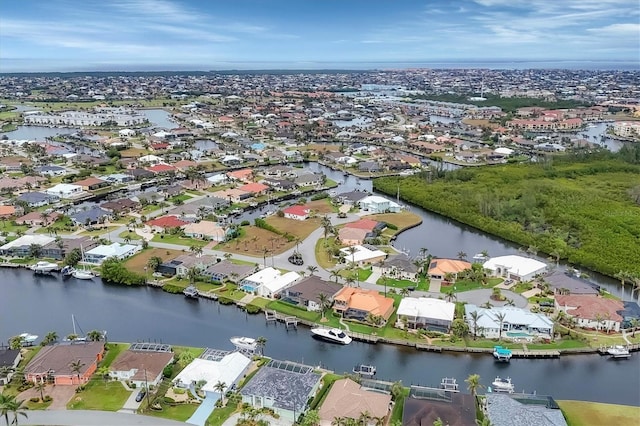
[70,206,110,226]
[241,359,322,422]
[100,198,140,215]
[333,287,395,322]
[84,242,141,264]
[16,192,58,208]
[262,178,297,191]
[282,276,342,312]
[239,267,281,294]
[335,190,368,206]
[238,182,269,196]
[358,195,401,213]
[203,260,256,283]
[0,348,21,385]
[544,271,599,295]
[45,183,83,199]
[174,351,251,407]
[157,254,216,277]
[555,295,624,332]
[227,168,254,182]
[484,393,567,426]
[374,253,420,281]
[338,227,370,246]
[464,305,554,340]
[294,173,324,187]
[318,378,391,426]
[41,236,97,260]
[402,385,476,426]
[109,346,174,388]
[428,258,471,281]
[212,188,252,203]
[74,177,109,191]
[396,297,456,331]
[483,255,547,282]
[283,205,310,221]
[182,220,227,241]
[24,341,104,385]
[339,244,387,266]
[0,235,55,257]
[0,205,16,219]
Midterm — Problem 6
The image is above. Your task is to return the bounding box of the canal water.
[0,268,638,406]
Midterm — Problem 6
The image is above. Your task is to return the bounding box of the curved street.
[21,410,185,426]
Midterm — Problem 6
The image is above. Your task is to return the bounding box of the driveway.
[19,384,77,410]
[119,386,141,413]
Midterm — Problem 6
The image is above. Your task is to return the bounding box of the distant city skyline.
[1,0,638,72]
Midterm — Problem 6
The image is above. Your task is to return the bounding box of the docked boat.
[230,336,258,352]
[30,261,59,272]
[493,345,512,362]
[310,327,352,345]
[61,265,75,277]
[491,376,515,393]
[18,333,38,346]
[72,269,95,280]
[606,345,631,359]
[183,286,199,298]
[353,364,376,377]
[472,253,489,262]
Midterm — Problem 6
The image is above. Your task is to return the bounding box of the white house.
[239,267,282,294]
[84,243,141,264]
[339,245,387,266]
[483,255,547,282]
[396,297,456,331]
[465,305,554,340]
[258,271,301,298]
[109,350,174,388]
[138,154,164,165]
[173,351,251,403]
[283,205,310,221]
[45,183,83,199]
[118,129,136,138]
[206,174,228,185]
[358,195,401,213]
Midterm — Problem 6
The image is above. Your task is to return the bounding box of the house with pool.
[464,305,554,340]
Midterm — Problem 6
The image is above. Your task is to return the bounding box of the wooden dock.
[264,310,298,328]
[350,332,379,344]
[415,343,442,352]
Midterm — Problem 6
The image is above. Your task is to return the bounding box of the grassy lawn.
[338,267,373,283]
[378,276,430,292]
[101,343,129,367]
[207,402,242,426]
[315,238,339,269]
[265,216,322,240]
[173,345,205,359]
[119,230,143,240]
[558,400,640,426]
[25,399,53,410]
[363,211,422,234]
[77,226,117,237]
[152,234,209,247]
[218,226,294,256]
[306,198,336,214]
[0,222,30,234]
[213,284,246,301]
[123,247,183,275]
[147,403,199,421]
[440,278,502,293]
[67,380,130,411]
[266,300,321,322]
[309,373,341,410]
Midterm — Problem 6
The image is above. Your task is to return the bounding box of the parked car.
[135,390,146,402]
[288,253,304,266]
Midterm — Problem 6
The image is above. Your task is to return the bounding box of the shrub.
[30,397,40,403]
[163,364,173,378]
[245,304,261,314]
[240,220,250,226]
[162,284,184,294]
[254,218,280,234]
[311,192,328,201]
[218,296,234,305]
[385,222,398,230]
[163,396,175,404]
[43,395,52,402]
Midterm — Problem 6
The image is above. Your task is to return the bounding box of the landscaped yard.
[559,400,640,426]
[123,247,183,275]
[315,238,340,269]
[338,266,373,283]
[439,278,502,293]
[378,276,430,292]
[67,380,131,411]
[147,402,199,421]
[101,343,129,367]
[119,230,143,240]
[207,401,242,426]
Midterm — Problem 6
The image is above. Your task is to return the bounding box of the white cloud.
[589,23,640,35]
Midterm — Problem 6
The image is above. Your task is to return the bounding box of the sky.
[0,0,639,72]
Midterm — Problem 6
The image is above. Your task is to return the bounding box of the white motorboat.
[183,286,199,298]
[18,333,38,346]
[72,269,95,280]
[472,253,489,262]
[30,261,59,272]
[230,336,258,352]
[353,364,376,377]
[606,345,631,359]
[61,265,75,277]
[310,328,352,345]
[491,376,515,393]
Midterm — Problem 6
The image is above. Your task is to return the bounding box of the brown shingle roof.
[25,342,104,377]
[110,350,174,382]
[319,378,391,421]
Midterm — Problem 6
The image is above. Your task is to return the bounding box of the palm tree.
[329,270,341,283]
[189,245,203,257]
[42,331,58,346]
[399,287,410,298]
[87,330,103,342]
[457,251,467,261]
[469,311,480,340]
[465,373,483,400]
[146,256,163,272]
[303,409,320,426]
[96,365,110,384]
[317,293,331,320]
[69,360,85,385]
[34,382,46,402]
[419,247,429,260]
[186,266,200,285]
[345,276,355,287]
[332,417,346,426]
[256,336,267,355]
[629,318,639,338]
[307,265,318,275]
[495,312,507,341]
[358,411,371,426]
[213,381,227,406]
[0,393,27,426]
[433,419,444,426]
[615,270,630,299]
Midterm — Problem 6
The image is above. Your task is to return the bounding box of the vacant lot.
[306,199,335,214]
[124,248,183,275]
[67,380,130,411]
[120,148,149,158]
[363,211,422,232]
[218,226,295,256]
[558,400,640,426]
[265,216,322,240]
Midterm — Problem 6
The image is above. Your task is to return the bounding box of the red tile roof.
[555,295,624,322]
[239,182,269,193]
[344,219,379,232]
[146,215,188,228]
[147,164,177,173]
[283,205,310,217]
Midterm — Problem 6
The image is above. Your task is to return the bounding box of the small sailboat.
[72,245,94,280]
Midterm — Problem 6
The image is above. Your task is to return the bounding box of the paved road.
[22,410,185,426]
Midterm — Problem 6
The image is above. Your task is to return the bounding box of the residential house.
[15,211,61,226]
[263,165,295,178]
[45,183,83,199]
[16,192,58,208]
[483,255,547,282]
[402,385,477,426]
[206,174,228,186]
[282,276,342,312]
[333,287,395,322]
[127,168,154,180]
[100,198,140,215]
[109,348,174,388]
[485,393,567,426]
[239,267,281,294]
[0,205,16,218]
[146,216,188,233]
[338,227,370,246]
[203,260,256,283]
[257,271,301,298]
[74,177,109,191]
[555,295,624,332]
[396,297,456,331]
[464,305,554,340]
[147,164,177,175]
[318,378,391,426]
[221,155,243,166]
[103,173,134,184]
[70,206,110,226]
[238,182,269,196]
[36,165,67,177]
[157,254,217,277]
[339,244,387,266]
[0,235,55,257]
[358,161,380,173]
[241,359,322,422]
[358,195,401,213]
[428,259,471,281]
[41,236,97,260]
[294,173,324,187]
[0,348,21,385]
[174,351,252,407]
[374,253,420,281]
[24,341,105,385]
[262,178,297,191]
[182,221,227,241]
[212,188,252,203]
[283,205,310,221]
[335,191,368,206]
[226,169,254,182]
[84,243,141,264]
[544,271,599,295]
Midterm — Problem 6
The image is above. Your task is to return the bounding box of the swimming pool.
[506,331,531,338]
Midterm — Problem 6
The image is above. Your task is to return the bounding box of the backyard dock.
[264,310,299,328]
